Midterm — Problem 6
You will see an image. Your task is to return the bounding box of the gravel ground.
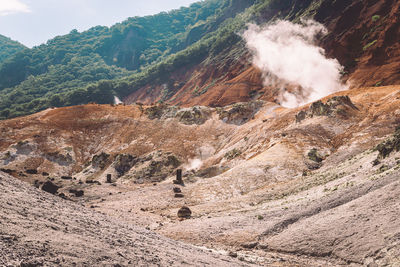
[0,172,247,267]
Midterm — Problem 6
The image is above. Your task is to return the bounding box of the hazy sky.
[0,0,198,47]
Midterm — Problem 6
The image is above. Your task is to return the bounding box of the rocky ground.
[1,85,400,266]
[0,172,246,266]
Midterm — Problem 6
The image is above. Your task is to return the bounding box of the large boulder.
[177,206,192,219]
[41,181,60,195]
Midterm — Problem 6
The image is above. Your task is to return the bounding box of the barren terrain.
[1,85,400,266]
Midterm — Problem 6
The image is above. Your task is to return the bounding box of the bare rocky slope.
[125,0,400,107]
[0,172,245,266]
[1,85,400,266]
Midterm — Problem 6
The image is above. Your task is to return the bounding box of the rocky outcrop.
[145,105,211,125]
[375,127,400,159]
[91,152,110,169]
[218,101,263,125]
[114,154,138,177]
[124,151,181,183]
[175,107,210,125]
[44,151,74,166]
[296,96,358,122]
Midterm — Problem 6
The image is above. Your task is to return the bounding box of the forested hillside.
[0,35,26,63]
[1,0,399,120]
[0,0,254,119]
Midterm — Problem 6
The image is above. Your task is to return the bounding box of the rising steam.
[114,96,123,105]
[243,20,347,108]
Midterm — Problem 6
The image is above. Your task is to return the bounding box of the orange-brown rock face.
[124,0,400,107]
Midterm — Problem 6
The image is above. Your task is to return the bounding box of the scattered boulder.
[58,193,68,200]
[20,259,44,267]
[308,148,323,163]
[173,187,182,193]
[25,169,38,174]
[241,242,258,249]
[69,189,84,197]
[174,193,184,198]
[41,181,60,195]
[228,252,238,258]
[86,179,101,185]
[177,206,192,219]
[91,152,110,169]
[0,168,16,175]
[33,180,43,188]
[114,154,138,177]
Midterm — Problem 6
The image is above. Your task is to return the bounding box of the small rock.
[33,180,42,188]
[42,172,49,176]
[177,206,192,219]
[173,187,182,193]
[241,242,258,249]
[69,189,84,197]
[25,169,38,174]
[58,193,68,199]
[174,193,184,198]
[228,251,238,258]
[61,176,72,180]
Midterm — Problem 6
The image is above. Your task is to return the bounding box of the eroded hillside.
[1,85,400,266]
[125,0,400,107]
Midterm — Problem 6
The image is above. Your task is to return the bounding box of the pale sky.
[0,0,198,47]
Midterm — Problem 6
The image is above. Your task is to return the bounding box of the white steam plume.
[243,20,347,108]
[185,158,203,171]
[114,96,123,104]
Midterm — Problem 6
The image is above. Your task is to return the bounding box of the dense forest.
[0,35,26,63]
[0,0,314,119]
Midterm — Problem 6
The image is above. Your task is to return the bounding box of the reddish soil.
[124,0,400,107]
